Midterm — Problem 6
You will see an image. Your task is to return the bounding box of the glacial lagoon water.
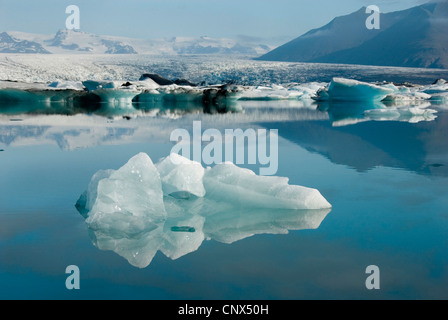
[0,97,448,300]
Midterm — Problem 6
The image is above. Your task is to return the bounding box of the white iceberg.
[203,162,332,210]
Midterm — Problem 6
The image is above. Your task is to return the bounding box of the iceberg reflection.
[77,195,330,268]
[317,101,437,127]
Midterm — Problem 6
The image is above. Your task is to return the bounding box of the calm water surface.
[0,100,447,300]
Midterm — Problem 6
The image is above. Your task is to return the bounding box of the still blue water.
[0,100,447,300]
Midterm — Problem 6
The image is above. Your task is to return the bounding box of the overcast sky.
[0,0,429,44]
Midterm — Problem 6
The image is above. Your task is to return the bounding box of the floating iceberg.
[312,78,444,126]
[315,78,395,102]
[1,75,447,116]
[81,79,244,114]
[0,77,244,115]
[76,153,332,268]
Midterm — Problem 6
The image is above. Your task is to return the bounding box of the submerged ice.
[76,153,332,268]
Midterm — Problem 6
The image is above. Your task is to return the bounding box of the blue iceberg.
[315,78,395,102]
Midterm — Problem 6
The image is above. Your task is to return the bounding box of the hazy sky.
[0,0,428,44]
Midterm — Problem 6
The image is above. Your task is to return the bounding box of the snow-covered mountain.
[45,29,137,54]
[258,1,448,69]
[0,30,274,56]
[0,32,50,54]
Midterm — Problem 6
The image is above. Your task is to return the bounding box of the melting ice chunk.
[203,162,332,210]
[156,153,206,198]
